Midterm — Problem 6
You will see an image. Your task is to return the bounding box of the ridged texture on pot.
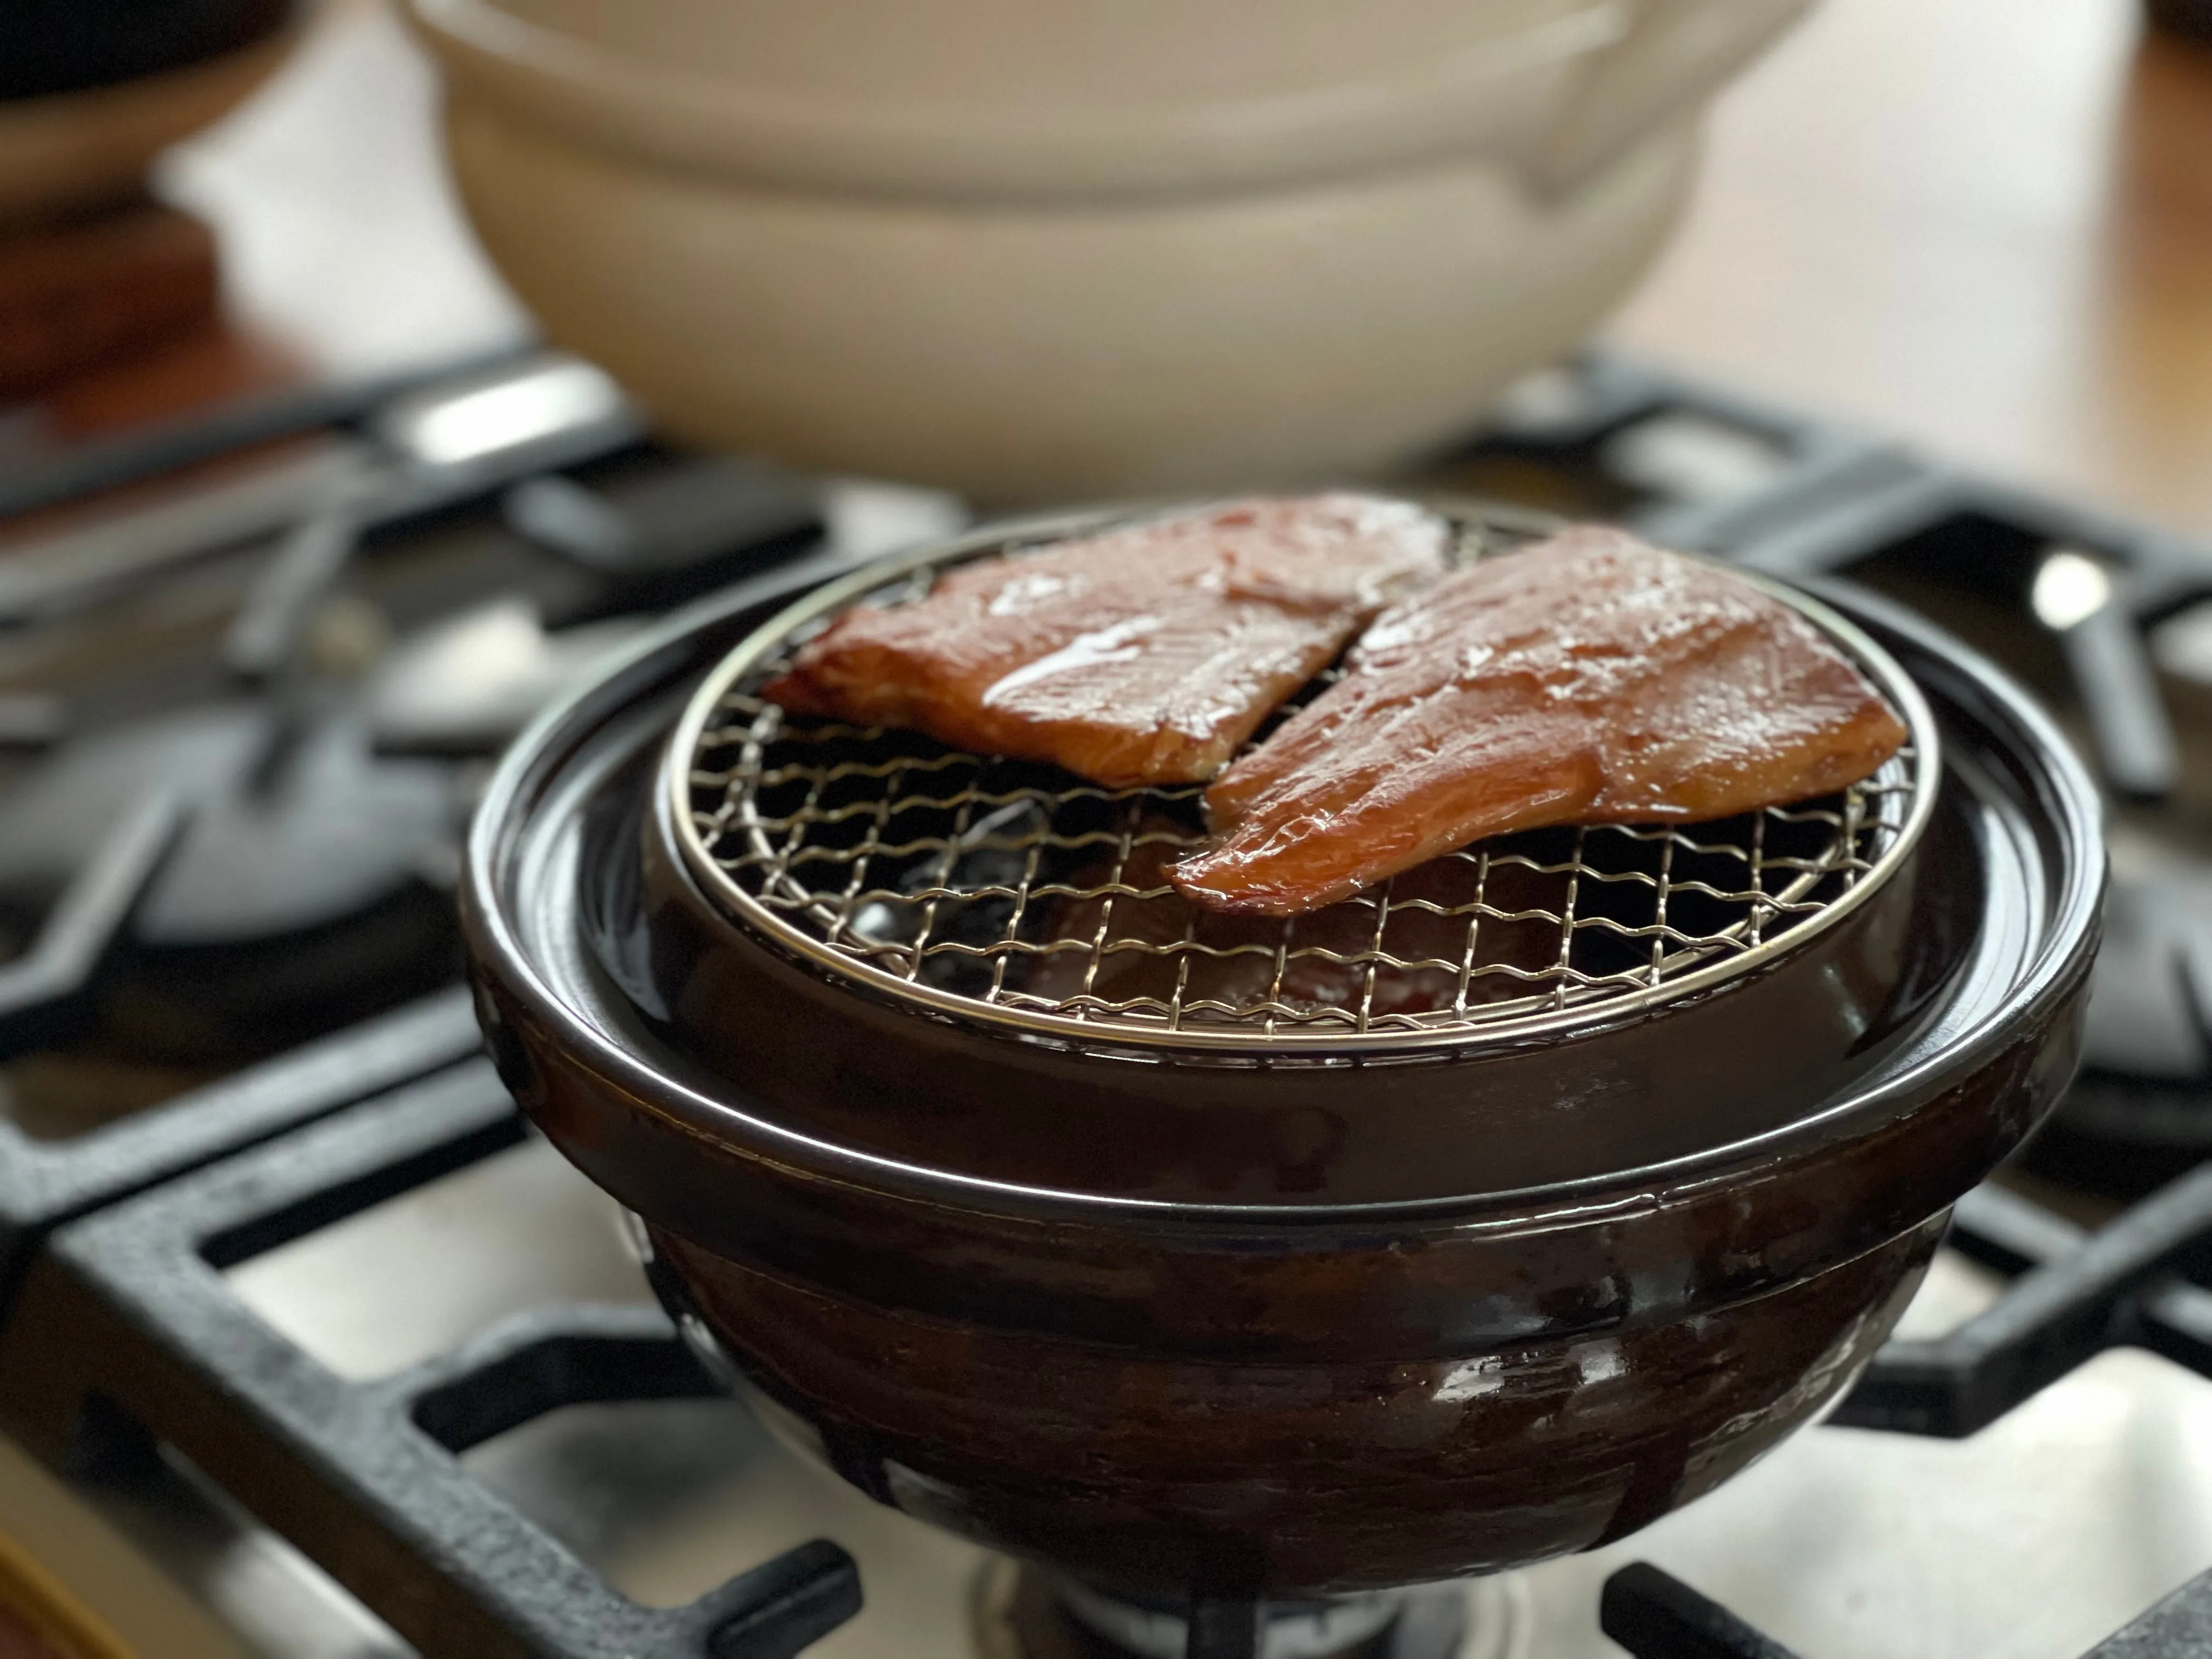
[653,1216,1942,1594]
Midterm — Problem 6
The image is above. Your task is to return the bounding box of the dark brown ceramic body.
[654,1217,1941,1593]
[477,951,2066,1594]
[462,553,2102,1600]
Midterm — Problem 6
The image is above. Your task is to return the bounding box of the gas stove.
[0,349,2208,1659]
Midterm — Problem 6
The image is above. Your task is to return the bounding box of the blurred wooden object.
[0,3,503,498]
[0,206,219,398]
[1616,0,2212,538]
[0,28,295,230]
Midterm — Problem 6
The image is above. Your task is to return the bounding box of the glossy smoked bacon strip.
[762,495,1448,788]
[1171,528,1910,916]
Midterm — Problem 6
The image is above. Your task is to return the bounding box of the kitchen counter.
[1616,0,2212,538]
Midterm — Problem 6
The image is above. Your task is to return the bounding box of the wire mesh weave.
[682,526,1926,1045]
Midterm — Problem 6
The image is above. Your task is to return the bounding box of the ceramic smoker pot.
[461,509,2101,1601]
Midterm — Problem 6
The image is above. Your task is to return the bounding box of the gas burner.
[974,1566,1496,1659]
[0,704,456,1022]
[0,699,462,1146]
[0,348,905,1313]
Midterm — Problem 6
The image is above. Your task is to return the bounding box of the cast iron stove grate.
[4,351,2212,1658]
[0,348,854,1314]
[12,1045,2212,1659]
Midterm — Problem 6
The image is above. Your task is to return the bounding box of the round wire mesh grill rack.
[668,507,1940,1055]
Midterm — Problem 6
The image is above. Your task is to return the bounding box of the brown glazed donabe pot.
[629,786,1965,1207]
[461,535,2101,1600]
[633,518,1950,1210]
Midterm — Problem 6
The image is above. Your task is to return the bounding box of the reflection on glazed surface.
[649,1218,1940,1596]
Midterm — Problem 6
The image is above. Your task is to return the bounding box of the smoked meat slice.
[763,495,1448,788]
[1171,528,1909,916]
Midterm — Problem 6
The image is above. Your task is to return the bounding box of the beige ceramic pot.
[409,0,1812,501]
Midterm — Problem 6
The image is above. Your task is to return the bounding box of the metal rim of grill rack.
[665,504,1942,1057]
